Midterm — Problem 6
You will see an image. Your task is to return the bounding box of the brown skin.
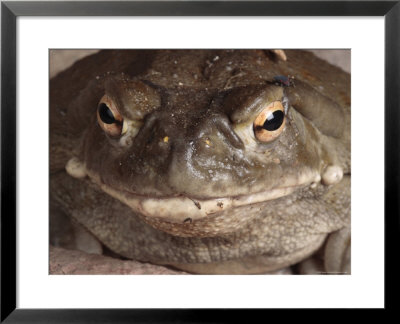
[50,50,350,274]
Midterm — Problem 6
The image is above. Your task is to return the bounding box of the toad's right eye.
[98,103,116,124]
[97,95,127,138]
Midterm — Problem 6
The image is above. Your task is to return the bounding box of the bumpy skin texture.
[50,50,350,274]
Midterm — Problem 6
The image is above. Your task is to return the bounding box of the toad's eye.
[253,101,286,143]
[97,95,127,137]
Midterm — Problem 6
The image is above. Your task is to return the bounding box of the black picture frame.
[1,0,399,322]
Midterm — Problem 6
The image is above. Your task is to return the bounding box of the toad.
[50,50,350,274]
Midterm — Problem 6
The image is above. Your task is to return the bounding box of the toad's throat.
[88,172,320,223]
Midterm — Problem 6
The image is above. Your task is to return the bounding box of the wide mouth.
[90,171,321,223]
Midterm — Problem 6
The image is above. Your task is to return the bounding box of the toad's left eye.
[253,101,286,143]
[97,95,127,138]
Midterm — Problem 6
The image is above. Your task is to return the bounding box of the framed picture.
[1,0,398,321]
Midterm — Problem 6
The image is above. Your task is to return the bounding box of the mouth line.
[84,166,321,223]
[95,179,307,223]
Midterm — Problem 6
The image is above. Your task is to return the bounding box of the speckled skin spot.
[50,50,350,274]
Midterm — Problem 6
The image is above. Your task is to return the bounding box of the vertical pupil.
[263,110,284,131]
[99,103,115,124]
